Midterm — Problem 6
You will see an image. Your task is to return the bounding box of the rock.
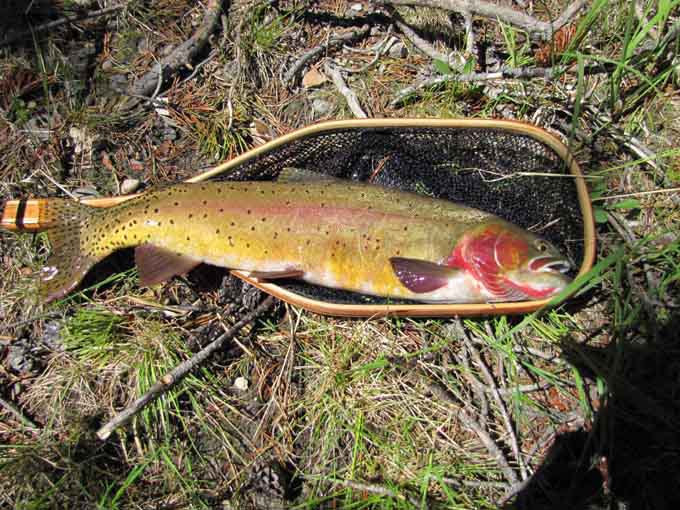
[43,321,62,350]
[7,341,32,374]
[101,59,114,72]
[233,377,249,391]
[311,98,332,117]
[389,42,408,58]
[350,3,363,11]
[162,127,177,141]
[121,178,141,194]
[137,38,149,52]
[109,74,128,93]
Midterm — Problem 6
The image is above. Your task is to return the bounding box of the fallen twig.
[333,479,420,506]
[96,296,275,440]
[394,19,459,65]
[324,62,368,118]
[284,25,370,85]
[391,65,568,106]
[377,0,586,40]
[336,27,397,74]
[0,395,38,430]
[1,4,126,46]
[427,378,520,485]
[462,329,527,480]
[127,0,223,98]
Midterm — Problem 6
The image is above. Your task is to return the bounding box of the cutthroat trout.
[8,169,572,303]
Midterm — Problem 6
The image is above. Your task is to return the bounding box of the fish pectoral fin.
[135,245,201,286]
[248,268,304,280]
[389,257,458,294]
[277,167,343,183]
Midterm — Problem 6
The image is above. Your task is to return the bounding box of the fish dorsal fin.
[277,167,343,183]
[390,257,458,294]
[135,245,201,286]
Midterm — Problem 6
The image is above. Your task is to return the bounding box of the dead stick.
[377,0,585,40]
[96,296,275,440]
[394,19,457,64]
[334,479,420,507]
[463,332,527,480]
[324,62,368,118]
[1,4,126,46]
[0,396,38,430]
[391,66,569,106]
[284,25,370,85]
[427,379,520,485]
[127,0,222,98]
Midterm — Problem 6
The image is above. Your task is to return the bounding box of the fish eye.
[534,240,549,253]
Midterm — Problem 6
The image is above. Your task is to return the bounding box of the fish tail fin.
[37,199,102,302]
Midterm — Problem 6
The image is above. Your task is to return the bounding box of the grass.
[1,0,679,508]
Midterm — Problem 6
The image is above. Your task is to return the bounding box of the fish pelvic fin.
[38,199,101,303]
[390,257,459,294]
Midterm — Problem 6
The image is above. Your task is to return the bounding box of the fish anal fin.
[390,257,457,294]
[135,245,201,286]
[248,268,304,280]
[278,167,342,183]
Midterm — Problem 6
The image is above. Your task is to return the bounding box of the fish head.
[447,221,572,301]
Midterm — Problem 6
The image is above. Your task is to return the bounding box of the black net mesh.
[207,126,584,305]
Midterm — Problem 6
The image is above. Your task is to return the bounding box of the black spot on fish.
[247,209,252,215]
[170,219,174,224]
[250,226,255,232]
[216,229,220,234]
[174,202,179,206]
[246,243,251,248]
[230,222,236,227]
[203,201,207,205]
[219,208,224,213]
[154,208,159,213]
[261,217,266,222]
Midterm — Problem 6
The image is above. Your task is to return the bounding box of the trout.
[7,169,572,303]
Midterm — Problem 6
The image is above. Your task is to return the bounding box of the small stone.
[101,59,114,72]
[121,178,141,194]
[109,74,128,93]
[137,38,149,52]
[311,98,332,117]
[350,3,363,11]
[162,127,177,141]
[233,377,249,391]
[388,42,407,58]
[43,321,62,350]
[8,342,32,373]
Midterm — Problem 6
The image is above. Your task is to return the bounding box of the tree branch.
[376,0,586,40]
[96,296,275,440]
[284,25,371,85]
[127,0,223,98]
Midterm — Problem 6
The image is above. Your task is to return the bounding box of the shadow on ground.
[509,310,680,510]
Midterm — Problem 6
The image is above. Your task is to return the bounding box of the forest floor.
[1,0,679,509]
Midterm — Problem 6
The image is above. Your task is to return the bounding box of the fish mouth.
[528,256,572,274]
